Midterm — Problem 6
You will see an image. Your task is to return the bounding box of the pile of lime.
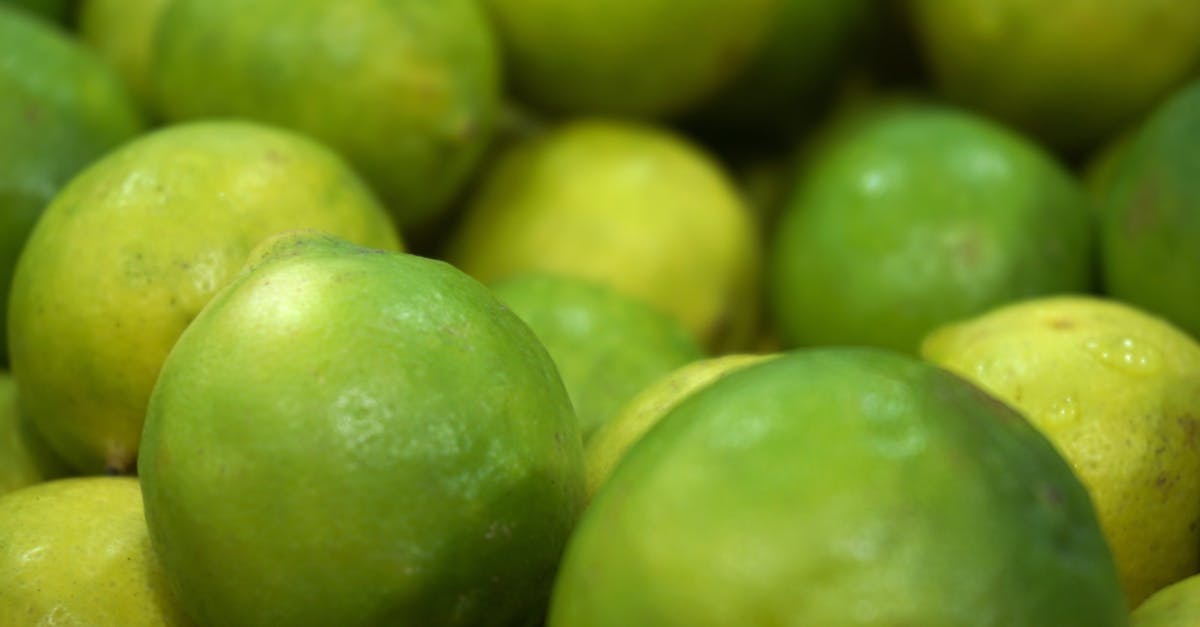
[4,0,1200,624]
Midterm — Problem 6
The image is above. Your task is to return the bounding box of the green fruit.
[692,0,870,132]
[907,0,1200,153]
[0,372,69,497]
[140,232,584,626]
[769,102,1092,352]
[1132,572,1200,626]
[0,477,190,626]
[550,348,1128,626]
[446,119,761,351]
[491,273,705,441]
[480,0,777,118]
[77,0,171,115]
[0,5,143,366]
[9,120,401,474]
[1098,78,1200,340]
[153,0,500,229]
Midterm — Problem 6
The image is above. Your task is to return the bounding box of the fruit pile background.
[3,0,1200,625]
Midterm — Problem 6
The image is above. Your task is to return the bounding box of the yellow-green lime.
[152,0,500,229]
[8,121,401,474]
[922,295,1200,606]
[446,118,760,351]
[907,0,1200,152]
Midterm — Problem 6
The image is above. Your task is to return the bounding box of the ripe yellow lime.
[446,119,760,351]
[922,295,1200,606]
[584,353,772,500]
[8,120,401,474]
[0,477,189,626]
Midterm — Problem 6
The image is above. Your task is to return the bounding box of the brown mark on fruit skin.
[1042,485,1064,508]
[1178,415,1198,448]
[1124,181,1161,238]
[24,104,41,124]
[1048,317,1075,330]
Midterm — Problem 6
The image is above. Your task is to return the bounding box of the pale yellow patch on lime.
[921,295,1200,606]
[584,353,773,500]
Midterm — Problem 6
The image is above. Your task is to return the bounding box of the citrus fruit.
[152,0,500,230]
[77,0,171,115]
[584,353,772,501]
[922,295,1200,605]
[446,119,760,351]
[906,0,1200,153]
[8,120,401,474]
[1098,78,1200,341]
[480,0,777,118]
[491,273,705,442]
[0,4,143,366]
[0,477,189,626]
[769,102,1092,352]
[0,373,69,497]
[140,231,584,626]
[1132,572,1200,626]
[549,348,1127,626]
[690,0,870,133]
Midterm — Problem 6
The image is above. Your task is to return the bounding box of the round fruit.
[691,0,870,132]
[584,353,771,500]
[140,232,585,626]
[480,0,777,118]
[492,273,705,441]
[549,348,1127,626]
[0,5,143,366]
[906,0,1200,153]
[1098,78,1200,341]
[0,477,189,626]
[769,102,1092,352]
[77,0,171,115]
[922,296,1200,606]
[0,373,68,497]
[153,0,500,229]
[446,119,760,350]
[8,120,401,474]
